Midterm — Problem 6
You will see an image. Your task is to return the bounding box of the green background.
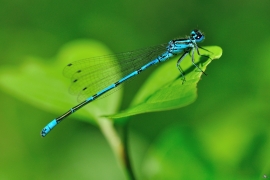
[0,0,269,179]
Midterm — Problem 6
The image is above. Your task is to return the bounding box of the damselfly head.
[190,29,205,43]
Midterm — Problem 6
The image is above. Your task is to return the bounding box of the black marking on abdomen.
[115,81,120,86]
[92,94,98,99]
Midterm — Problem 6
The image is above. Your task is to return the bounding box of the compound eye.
[196,34,202,39]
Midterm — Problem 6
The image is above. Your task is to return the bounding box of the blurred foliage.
[0,0,270,179]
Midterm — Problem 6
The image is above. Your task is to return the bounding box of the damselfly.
[41,29,208,137]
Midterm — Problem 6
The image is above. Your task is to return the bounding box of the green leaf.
[0,40,122,124]
[110,46,222,119]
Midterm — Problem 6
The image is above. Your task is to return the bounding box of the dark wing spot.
[73,79,78,83]
[67,63,73,66]
[83,87,87,91]
[77,70,82,73]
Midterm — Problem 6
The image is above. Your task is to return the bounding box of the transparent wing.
[63,43,169,102]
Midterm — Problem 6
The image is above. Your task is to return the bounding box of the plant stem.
[123,120,135,180]
[97,117,135,180]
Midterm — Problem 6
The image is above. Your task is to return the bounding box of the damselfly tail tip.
[40,128,47,138]
[40,126,52,137]
[40,119,58,138]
